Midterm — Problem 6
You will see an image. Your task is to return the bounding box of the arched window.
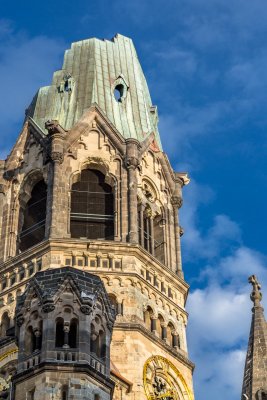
[156,315,165,340]
[153,214,165,264]
[55,318,64,348]
[19,179,47,252]
[69,318,78,348]
[0,312,10,337]
[108,294,120,315]
[28,388,35,400]
[61,385,68,400]
[138,203,165,264]
[144,306,153,332]
[90,324,98,354]
[70,169,114,240]
[25,326,36,353]
[167,323,175,346]
[98,330,106,359]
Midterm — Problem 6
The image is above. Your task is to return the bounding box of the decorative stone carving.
[50,151,64,164]
[80,305,91,315]
[42,303,55,313]
[125,156,140,170]
[16,316,24,327]
[142,181,156,203]
[171,196,183,209]
[143,355,194,400]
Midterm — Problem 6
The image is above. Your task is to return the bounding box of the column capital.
[125,156,140,170]
[171,195,183,208]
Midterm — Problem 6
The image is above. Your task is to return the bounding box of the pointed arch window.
[70,169,114,240]
[19,179,47,252]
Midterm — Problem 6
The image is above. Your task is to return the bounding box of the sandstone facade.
[0,34,194,400]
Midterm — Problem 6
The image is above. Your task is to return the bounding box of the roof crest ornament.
[249,274,262,306]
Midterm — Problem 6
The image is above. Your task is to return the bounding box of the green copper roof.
[27,34,162,148]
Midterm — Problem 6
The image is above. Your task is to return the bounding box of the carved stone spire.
[241,275,267,400]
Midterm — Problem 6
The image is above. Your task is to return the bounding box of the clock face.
[143,356,194,400]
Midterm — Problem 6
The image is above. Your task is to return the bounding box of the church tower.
[0,34,194,400]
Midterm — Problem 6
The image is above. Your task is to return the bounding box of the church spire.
[241,275,267,400]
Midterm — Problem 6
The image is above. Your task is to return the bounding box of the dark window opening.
[62,386,68,400]
[114,84,124,102]
[143,216,152,253]
[70,169,114,240]
[25,326,36,353]
[28,388,35,400]
[144,307,153,332]
[55,318,65,348]
[153,215,165,264]
[28,263,34,276]
[98,330,106,359]
[19,270,25,281]
[69,319,78,348]
[36,259,42,271]
[19,180,47,252]
[108,294,119,316]
[0,312,10,337]
[10,275,16,286]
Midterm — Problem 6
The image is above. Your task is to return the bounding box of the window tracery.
[18,179,47,252]
[70,169,114,240]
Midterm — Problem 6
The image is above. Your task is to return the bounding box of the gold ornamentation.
[0,349,18,363]
[143,355,194,400]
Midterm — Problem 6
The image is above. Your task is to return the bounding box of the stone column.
[63,323,70,348]
[125,139,140,243]
[34,329,42,351]
[0,184,6,260]
[139,203,145,247]
[117,302,123,316]
[45,120,66,239]
[149,216,155,256]
[171,195,183,279]
[172,331,180,350]
[161,323,167,341]
[151,317,157,334]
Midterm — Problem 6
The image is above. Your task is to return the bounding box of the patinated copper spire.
[241,275,267,399]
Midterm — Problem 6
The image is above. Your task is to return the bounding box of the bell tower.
[0,34,194,400]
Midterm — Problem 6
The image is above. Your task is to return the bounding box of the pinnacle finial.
[248,275,262,306]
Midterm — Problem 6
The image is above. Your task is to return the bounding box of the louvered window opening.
[70,169,114,240]
[19,180,47,252]
[138,211,165,264]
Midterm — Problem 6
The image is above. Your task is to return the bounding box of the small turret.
[12,267,115,400]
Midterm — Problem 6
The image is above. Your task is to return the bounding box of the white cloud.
[180,178,267,400]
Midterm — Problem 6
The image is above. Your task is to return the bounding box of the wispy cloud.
[181,178,267,400]
[0,19,65,159]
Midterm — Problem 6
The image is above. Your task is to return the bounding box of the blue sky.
[1,1,267,399]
